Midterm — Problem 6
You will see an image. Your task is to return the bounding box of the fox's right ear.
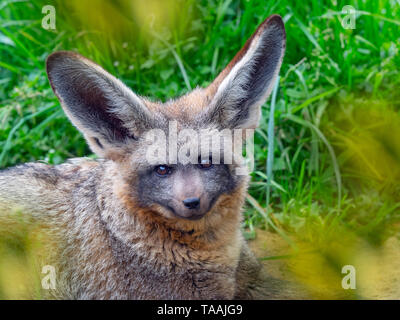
[46,51,154,160]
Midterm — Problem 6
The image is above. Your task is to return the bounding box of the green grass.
[1,0,400,250]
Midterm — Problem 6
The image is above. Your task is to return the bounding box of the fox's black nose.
[183,197,200,209]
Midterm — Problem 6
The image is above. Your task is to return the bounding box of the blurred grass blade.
[255,171,288,193]
[150,31,192,91]
[246,194,295,248]
[291,87,341,114]
[0,61,19,73]
[0,32,15,46]
[0,0,28,11]
[266,76,280,209]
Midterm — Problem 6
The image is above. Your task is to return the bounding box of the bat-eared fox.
[0,15,302,299]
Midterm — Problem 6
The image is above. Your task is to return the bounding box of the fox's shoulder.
[1,157,104,185]
[0,158,107,215]
[58,157,105,178]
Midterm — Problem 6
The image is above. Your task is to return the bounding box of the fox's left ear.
[204,15,286,129]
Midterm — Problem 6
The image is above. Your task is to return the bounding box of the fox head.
[46,15,285,224]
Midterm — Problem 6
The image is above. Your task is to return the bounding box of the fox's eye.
[198,158,213,169]
[155,165,171,176]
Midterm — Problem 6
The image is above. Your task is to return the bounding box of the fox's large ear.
[204,15,286,129]
[46,51,154,159]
